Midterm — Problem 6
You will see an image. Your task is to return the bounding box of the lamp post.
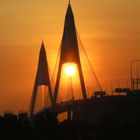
[130,60,140,90]
[136,65,140,89]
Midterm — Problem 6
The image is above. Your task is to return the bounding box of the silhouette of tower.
[28,42,53,117]
[54,3,87,103]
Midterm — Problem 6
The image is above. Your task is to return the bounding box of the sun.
[65,64,75,76]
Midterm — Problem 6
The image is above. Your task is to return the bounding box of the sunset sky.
[0,0,140,112]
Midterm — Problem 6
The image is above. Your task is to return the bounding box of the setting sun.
[64,64,75,76]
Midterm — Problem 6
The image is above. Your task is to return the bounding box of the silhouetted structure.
[27,2,103,122]
[28,42,53,118]
[54,2,87,103]
[2,95,140,140]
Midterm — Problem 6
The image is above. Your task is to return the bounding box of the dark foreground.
[0,112,140,140]
[1,96,140,140]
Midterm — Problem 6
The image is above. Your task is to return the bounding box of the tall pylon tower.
[54,3,87,103]
[28,42,53,118]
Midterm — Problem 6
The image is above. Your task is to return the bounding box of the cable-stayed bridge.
[28,2,102,121]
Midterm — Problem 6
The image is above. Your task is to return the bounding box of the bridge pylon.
[54,3,87,103]
[28,42,53,118]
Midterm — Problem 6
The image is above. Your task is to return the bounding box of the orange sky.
[0,0,140,113]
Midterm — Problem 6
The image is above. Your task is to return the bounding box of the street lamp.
[136,65,140,89]
[130,60,140,90]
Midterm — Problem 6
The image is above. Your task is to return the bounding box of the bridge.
[34,99,90,121]
[28,2,102,121]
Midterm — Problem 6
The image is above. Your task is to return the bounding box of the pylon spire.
[28,42,53,118]
[54,3,87,103]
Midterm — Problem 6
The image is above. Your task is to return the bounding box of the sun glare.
[64,64,76,76]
